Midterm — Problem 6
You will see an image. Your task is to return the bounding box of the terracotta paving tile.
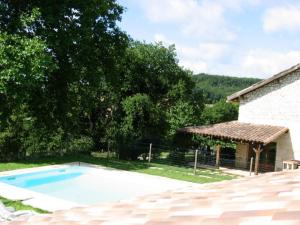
[286,201,300,210]
[3,222,25,225]
[86,220,107,225]
[201,218,241,225]
[273,211,300,220]
[167,215,205,224]
[221,209,277,218]
[5,170,300,225]
[144,221,174,225]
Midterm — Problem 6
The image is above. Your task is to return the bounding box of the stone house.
[179,63,300,173]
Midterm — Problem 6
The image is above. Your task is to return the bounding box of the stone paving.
[5,170,300,225]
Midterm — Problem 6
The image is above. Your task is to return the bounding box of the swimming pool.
[0,164,191,205]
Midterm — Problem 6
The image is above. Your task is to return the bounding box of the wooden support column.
[253,145,263,175]
[215,145,221,169]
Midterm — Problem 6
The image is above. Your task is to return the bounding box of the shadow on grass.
[1,153,151,172]
[0,154,237,184]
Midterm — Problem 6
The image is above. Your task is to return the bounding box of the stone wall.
[238,69,300,170]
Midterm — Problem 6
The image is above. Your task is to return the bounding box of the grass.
[0,153,237,183]
[0,196,49,214]
[0,153,238,213]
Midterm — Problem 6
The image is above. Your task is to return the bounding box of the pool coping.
[0,163,85,212]
[0,162,197,212]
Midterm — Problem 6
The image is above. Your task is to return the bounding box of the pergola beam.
[253,145,264,175]
[215,144,221,169]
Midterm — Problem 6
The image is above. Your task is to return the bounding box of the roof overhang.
[227,63,300,102]
[178,121,289,145]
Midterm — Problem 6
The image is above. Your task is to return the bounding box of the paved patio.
[5,170,300,225]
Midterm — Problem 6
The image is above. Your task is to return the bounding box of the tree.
[0,0,128,133]
[0,32,56,108]
[0,1,129,159]
[117,42,204,149]
[119,42,194,103]
[0,2,208,160]
[166,101,196,137]
[119,94,162,159]
[201,100,239,125]
[0,32,57,160]
[193,73,260,104]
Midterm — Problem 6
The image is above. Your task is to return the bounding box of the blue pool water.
[0,165,188,205]
[0,166,87,188]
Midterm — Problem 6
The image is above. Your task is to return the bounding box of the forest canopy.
[193,74,261,104]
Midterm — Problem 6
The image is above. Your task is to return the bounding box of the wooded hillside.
[193,74,261,103]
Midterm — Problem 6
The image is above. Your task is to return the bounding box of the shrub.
[68,136,94,154]
[0,130,23,161]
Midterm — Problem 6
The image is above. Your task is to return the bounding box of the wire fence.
[100,142,277,175]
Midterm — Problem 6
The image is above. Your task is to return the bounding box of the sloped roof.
[178,121,288,145]
[228,63,300,102]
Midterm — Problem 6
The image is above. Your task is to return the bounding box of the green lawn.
[0,154,237,183]
[0,196,48,214]
[0,154,238,213]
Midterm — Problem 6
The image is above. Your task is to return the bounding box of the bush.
[117,142,148,160]
[21,128,65,157]
[68,136,94,153]
[21,128,94,157]
[0,130,23,161]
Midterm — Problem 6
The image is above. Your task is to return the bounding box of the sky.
[117,0,300,78]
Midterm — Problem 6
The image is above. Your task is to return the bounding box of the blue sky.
[117,0,300,78]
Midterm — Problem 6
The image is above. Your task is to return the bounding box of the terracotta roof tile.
[178,121,288,145]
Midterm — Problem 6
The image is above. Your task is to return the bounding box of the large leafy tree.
[0,1,128,158]
[117,42,204,146]
[0,32,56,120]
[0,0,128,132]
[201,100,239,125]
[119,93,162,159]
[0,2,209,160]
[119,42,194,103]
[0,32,57,160]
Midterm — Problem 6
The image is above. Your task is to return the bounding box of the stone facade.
[238,69,300,170]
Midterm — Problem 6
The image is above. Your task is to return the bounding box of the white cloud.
[136,0,236,41]
[134,0,264,41]
[242,49,300,77]
[155,33,229,60]
[263,5,300,32]
[180,60,208,73]
[140,0,193,23]
[218,0,262,11]
[154,34,172,45]
[154,33,230,73]
[124,0,299,78]
[178,43,229,62]
[154,35,300,78]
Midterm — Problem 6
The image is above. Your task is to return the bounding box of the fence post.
[249,157,254,176]
[194,149,199,175]
[148,143,152,163]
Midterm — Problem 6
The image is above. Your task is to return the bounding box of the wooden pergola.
[178,121,288,175]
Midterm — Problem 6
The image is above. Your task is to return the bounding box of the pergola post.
[215,144,221,169]
[253,145,263,175]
